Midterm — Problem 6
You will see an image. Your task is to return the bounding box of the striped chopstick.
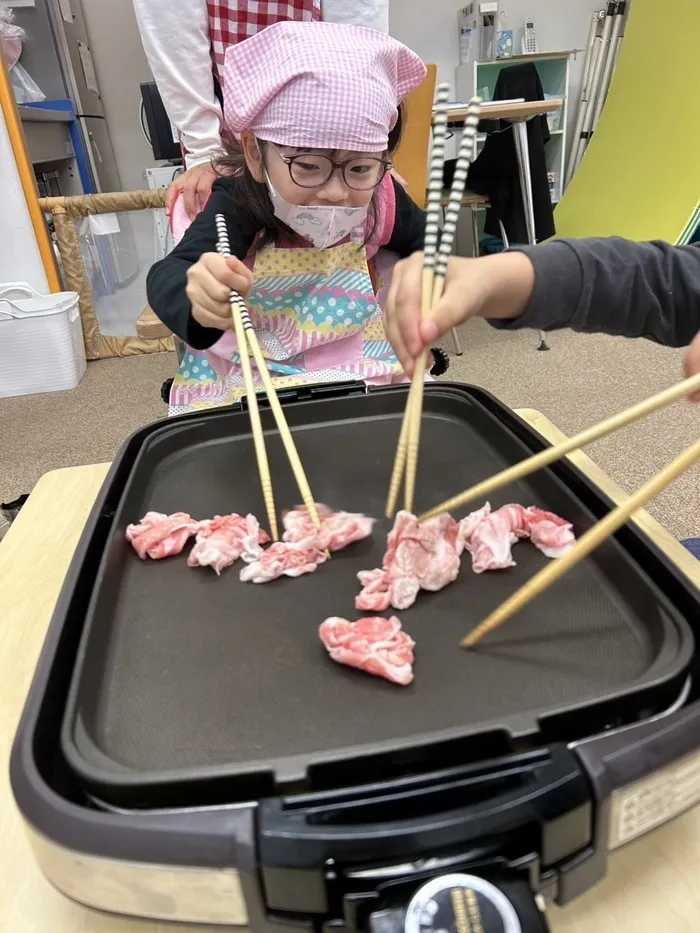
[215,215,278,541]
[214,215,322,538]
[386,82,452,519]
[432,97,482,300]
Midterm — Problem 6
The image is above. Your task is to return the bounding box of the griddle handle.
[259,745,591,870]
[574,694,700,828]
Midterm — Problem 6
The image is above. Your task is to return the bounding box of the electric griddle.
[11,383,700,932]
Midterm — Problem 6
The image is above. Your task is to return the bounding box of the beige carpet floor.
[2,322,699,538]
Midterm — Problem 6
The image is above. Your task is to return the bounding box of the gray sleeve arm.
[492,238,700,348]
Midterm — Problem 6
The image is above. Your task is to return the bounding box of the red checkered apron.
[207,0,321,82]
[180,2,321,164]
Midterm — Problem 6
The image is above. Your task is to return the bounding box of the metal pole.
[565,9,605,186]
[611,33,624,76]
[591,1,626,132]
[570,1,616,180]
[579,11,601,108]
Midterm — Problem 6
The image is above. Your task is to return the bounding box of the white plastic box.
[0,282,86,398]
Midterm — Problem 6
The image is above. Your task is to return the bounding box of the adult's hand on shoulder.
[165,162,219,220]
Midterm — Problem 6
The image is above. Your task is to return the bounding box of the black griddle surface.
[63,387,691,799]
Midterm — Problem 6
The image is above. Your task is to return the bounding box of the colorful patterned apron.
[169,240,405,415]
[168,175,409,415]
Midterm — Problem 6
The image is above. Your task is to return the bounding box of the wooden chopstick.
[462,435,700,648]
[215,214,321,539]
[404,96,482,514]
[214,223,279,541]
[420,371,700,523]
[387,95,481,517]
[403,85,452,514]
[239,315,323,531]
[385,84,451,518]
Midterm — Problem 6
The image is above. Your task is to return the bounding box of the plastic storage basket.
[0,283,85,399]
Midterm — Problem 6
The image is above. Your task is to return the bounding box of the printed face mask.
[264,171,369,250]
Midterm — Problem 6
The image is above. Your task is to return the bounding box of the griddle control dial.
[404,874,527,933]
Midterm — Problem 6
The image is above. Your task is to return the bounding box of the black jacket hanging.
[467,62,556,244]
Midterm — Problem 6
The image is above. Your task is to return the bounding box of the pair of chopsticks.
[214,214,322,542]
[415,371,700,648]
[386,87,482,519]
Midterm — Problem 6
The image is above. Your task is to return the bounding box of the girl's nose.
[316,170,349,203]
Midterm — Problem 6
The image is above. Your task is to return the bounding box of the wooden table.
[441,100,563,123]
[2,408,700,933]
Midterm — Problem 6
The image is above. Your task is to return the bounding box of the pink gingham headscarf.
[222,21,426,151]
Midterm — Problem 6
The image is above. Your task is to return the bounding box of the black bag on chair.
[467,62,555,244]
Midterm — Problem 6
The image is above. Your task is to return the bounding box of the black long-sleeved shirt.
[505,238,700,348]
[147,176,426,350]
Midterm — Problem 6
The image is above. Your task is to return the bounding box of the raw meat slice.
[356,511,463,612]
[525,507,575,558]
[456,502,492,547]
[240,535,327,584]
[125,511,201,560]
[282,503,375,552]
[355,568,392,612]
[187,513,270,574]
[319,616,415,686]
[459,503,523,573]
[459,503,576,572]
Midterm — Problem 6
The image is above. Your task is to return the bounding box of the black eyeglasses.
[269,144,391,191]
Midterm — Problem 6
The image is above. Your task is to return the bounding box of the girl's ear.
[241,131,265,183]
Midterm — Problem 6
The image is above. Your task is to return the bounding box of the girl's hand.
[186,253,254,331]
[385,251,536,376]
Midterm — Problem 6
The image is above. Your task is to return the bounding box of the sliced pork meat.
[459,502,519,573]
[525,507,576,558]
[240,535,327,584]
[319,616,415,686]
[125,511,201,560]
[282,503,375,552]
[356,511,463,612]
[459,503,576,572]
[187,513,270,574]
[355,568,393,612]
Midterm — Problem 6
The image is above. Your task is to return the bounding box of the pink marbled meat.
[282,503,375,552]
[525,507,576,558]
[125,511,201,560]
[355,568,393,612]
[240,534,327,584]
[356,511,463,612]
[187,513,270,574]
[459,503,520,572]
[460,503,575,572]
[319,616,415,686]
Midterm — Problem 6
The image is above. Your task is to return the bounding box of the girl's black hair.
[213,102,405,248]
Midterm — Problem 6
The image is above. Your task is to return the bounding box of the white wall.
[390,0,460,90]
[390,0,604,150]
[80,0,155,191]
[0,107,49,293]
[506,0,603,143]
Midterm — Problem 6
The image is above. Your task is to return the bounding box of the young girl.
[147,21,443,415]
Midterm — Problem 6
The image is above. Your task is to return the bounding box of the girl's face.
[242,131,385,208]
